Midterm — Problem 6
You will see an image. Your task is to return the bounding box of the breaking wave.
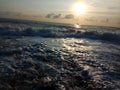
[0,20,120,44]
[0,19,120,90]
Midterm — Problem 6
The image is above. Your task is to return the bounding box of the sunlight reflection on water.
[61,38,95,52]
[0,36,120,89]
[74,24,81,29]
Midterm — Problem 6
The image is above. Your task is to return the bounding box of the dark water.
[0,19,120,90]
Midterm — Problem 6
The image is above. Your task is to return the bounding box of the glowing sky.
[0,0,120,27]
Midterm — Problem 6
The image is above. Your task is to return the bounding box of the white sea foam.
[0,20,120,90]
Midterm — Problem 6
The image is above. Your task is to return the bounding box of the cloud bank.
[64,14,74,19]
[46,13,61,19]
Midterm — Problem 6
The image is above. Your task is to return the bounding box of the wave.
[0,21,120,44]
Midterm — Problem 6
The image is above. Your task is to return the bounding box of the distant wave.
[0,22,120,44]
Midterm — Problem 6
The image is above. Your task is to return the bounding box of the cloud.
[45,13,54,18]
[46,13,61,19]
[53,14,61,19]
[64,14,74,19]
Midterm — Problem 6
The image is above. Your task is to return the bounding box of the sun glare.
[72,2,87,14]
[74,24,81,28]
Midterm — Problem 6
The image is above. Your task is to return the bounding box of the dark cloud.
[53,14,61,19]
[45,13,54,18]
[64,14,74,19]
[46,13,61,19]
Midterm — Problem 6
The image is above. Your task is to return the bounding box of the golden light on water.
[74,24,81,28]
[72,2,87,14]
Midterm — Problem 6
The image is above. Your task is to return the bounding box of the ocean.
[0,19,120,90]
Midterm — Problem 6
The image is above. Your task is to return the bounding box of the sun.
[72,2,87,14]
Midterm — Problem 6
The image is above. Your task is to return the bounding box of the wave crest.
[0,23,120,44]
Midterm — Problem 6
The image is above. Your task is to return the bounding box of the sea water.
[0,19,120,90]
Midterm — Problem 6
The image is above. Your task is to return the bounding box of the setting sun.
[72,2,87,14]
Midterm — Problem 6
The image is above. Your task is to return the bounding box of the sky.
[0,0,120,27]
